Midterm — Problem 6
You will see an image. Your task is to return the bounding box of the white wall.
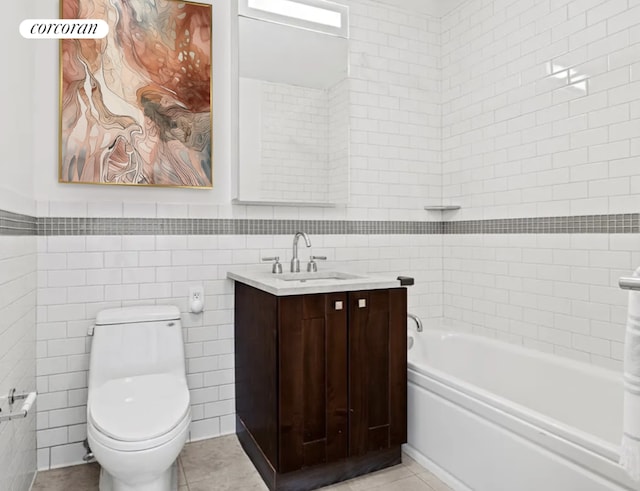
[442,0,640,220]
[33,0,232,210]
[440,0,640,369]
[0,238,37,491]
[34,0,441,222]
[0,237,37,491]
[1,1,36,216]
[443,233,638,371]
[35,233,442,469]
[329,78,350,202]
[241,80,332,203]
[0,3,38,490]
[346,0,441,220]
[260,82,330,202]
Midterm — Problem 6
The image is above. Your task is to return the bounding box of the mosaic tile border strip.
[1,210,639,236]
[0,209,38,236]
[443,214,640,234]
[37,218,442,236]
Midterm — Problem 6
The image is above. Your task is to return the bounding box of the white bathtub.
[405,330,637,491]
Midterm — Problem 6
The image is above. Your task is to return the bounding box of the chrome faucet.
[291,232,311,272]
[408,313,423,332]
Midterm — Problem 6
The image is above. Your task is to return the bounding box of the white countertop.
[227,267,402,296]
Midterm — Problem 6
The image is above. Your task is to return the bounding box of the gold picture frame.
[59,0,213,189]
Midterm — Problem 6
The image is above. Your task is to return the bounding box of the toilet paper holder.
[0,388,37,423]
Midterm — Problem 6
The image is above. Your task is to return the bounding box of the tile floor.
[32,435,452,491]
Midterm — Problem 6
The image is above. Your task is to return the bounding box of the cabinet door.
[349,289,407,457]
[278,293,349,472]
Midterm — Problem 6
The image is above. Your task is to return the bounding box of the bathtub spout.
[408,313,423,332]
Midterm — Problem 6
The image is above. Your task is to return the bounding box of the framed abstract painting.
[60,0,213,188]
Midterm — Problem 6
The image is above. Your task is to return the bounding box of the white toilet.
[87,305,191,491]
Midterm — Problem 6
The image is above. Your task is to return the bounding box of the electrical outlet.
[189,286,203,301]
[189,286,205,313]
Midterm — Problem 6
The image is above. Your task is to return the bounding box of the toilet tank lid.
[95,305,181,325]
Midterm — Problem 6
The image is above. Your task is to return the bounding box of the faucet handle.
[262,257,283,274]
[307,255,327,272]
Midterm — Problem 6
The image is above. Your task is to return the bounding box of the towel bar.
[619,277,640,291]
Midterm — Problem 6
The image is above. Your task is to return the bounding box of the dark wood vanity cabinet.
[234,282,407,491]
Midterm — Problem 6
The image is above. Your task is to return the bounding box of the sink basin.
[279,271,364,282]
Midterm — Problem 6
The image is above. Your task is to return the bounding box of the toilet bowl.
[87,306,191,491]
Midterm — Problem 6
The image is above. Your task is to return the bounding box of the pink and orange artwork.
[60,0,212,188]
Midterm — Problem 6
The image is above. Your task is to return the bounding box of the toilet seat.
[88,373,190,451]
[88,409,191,452]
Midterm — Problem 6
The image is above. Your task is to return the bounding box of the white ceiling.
[367,0,468,17]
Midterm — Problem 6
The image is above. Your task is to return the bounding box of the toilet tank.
[89,305,186,388]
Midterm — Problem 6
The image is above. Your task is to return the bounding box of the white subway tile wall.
[0,237,37,490]
[442,0,640,220]
[346,0,442,220]
[439,0,640,368]
[260,82,332,202]
[443,233,640,371]
[329,78,350,203]
[35,234,442,469]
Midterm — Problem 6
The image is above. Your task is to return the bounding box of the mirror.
[234,0,350,205]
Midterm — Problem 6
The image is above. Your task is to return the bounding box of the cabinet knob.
[334,301,343,311]
[358,298,366,308]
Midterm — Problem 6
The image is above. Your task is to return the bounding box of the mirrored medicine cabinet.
[231,0,350,206]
